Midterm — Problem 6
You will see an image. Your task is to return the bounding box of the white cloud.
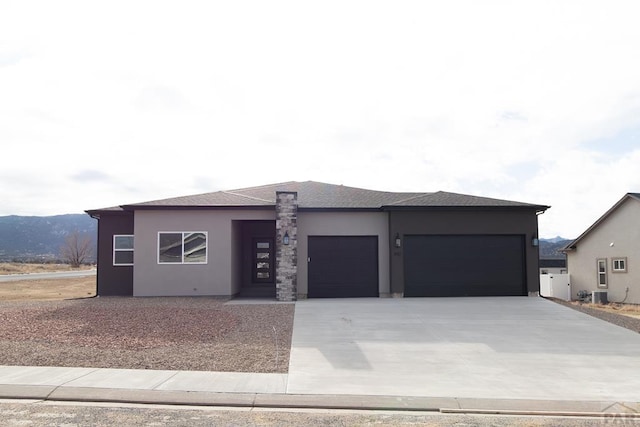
[0,0,639,239]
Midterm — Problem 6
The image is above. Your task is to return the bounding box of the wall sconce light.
[531,236,539,247]
[394,233,401,248]
[283,232,290,246]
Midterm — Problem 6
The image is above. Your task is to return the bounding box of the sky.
[1,0,639,238]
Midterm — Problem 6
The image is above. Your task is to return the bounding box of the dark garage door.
[404,235,525,297]
[308,236,379,298]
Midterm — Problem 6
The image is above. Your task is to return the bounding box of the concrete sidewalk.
[0,365,639,417]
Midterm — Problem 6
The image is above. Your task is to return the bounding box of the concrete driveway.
[287,297,640,401]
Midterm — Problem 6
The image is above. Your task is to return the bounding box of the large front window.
[158,232,207,264]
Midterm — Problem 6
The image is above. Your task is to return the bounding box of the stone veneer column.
[275,191,298,301]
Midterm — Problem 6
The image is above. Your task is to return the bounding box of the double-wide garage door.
[404,235,526,297]
[308,236,379,298]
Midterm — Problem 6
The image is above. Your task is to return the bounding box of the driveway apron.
[286,297,640,401]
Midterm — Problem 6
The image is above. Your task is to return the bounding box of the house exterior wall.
[231,220,243,296]
[567,199,640,303]
[389,210,541,296]
[540,267,567,275]
[539,259,567,275]
[133,209,275,296]
[296,211,390,298]
[96,212,134,296]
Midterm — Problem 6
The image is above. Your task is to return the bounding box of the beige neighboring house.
[563,193,640,304]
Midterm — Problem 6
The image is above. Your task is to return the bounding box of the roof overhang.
[382,205,550,213]
[91,204,551,215]
[119,204,275,211]
[85,208,130,219]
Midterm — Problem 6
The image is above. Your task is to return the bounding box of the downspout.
[531,209,546,297]
[87,212,100,298]
[387,209,393,297]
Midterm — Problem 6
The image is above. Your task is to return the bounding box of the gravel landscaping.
[549,298,640,334]
[0,297,294,373]
[2,295,637,376]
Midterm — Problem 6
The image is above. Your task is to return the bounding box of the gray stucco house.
[87,181,549,300]
[563,193,640,304]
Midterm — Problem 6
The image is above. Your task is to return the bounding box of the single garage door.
[404,235,526,297]
[308,236,379,298]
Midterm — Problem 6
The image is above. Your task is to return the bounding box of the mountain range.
[0,214,97,262]
[539,237,572,259]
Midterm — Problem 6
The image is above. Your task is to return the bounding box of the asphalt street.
[0,269,96,283]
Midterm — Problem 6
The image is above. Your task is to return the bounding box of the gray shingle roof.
[386,191,541,208]
[116,181,548,211]
[130,190,273,207]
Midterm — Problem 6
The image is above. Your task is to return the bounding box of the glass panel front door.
[252,238,274,283]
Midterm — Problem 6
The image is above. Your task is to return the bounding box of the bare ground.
[548,298,640,334]
[0,263,94,275]
[0,277,294,373]
[0,276,96,301]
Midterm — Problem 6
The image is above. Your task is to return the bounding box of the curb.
[1,385,639,417]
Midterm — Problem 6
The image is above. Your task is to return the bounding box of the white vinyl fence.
[540,273,571,301]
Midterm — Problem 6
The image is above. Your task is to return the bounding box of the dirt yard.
[560,299,640,321]
[0,273,294,373]
[587,302,640,320]
[0,297,294,373]
[0,276,96,301]
[550,298,640,334]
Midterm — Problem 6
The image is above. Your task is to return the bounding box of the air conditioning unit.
[592,291,608,304]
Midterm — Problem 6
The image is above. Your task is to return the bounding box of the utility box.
[592,291,608,304]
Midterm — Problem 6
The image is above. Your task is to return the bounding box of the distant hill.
[539,237,572,259]
[0,214,97,262]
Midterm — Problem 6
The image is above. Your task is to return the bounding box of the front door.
[252,238,274,283]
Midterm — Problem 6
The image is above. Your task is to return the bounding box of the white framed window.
[158,232,207,264]
[597,259,608,288]
[113,235,134,266]
[612,257,627,273]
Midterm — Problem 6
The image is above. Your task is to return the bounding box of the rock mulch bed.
[549,298,640,334]
[0,297,294,373]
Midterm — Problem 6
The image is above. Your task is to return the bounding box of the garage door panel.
[308,236,378,298]
[404,235,525,297]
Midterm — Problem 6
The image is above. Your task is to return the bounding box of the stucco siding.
[567,199,640,303]
[296,211,389,298]
[133,209,275,296]
[96,212,134,296]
